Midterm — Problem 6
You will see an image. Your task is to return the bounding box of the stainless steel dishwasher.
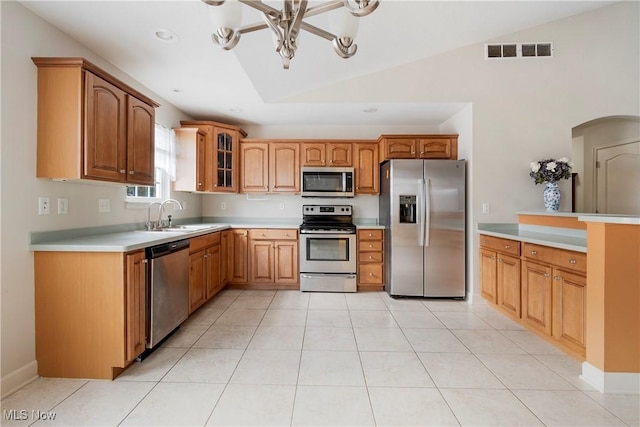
[145,239,190,349]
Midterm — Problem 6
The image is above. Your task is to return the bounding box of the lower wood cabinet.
[479,234,587,358]
[248,229,298,288]
[34,250,147,379]
[357,229,384,291]
[227,229,249,284]
[189,232,222,313]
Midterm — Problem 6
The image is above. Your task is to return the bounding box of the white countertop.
[518,210,640,224]
[477,223,587,253]
[30,221,386,252]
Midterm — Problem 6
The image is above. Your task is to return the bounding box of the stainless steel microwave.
[301,167,355,198]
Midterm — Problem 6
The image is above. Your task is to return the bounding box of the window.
[126,124,176,203]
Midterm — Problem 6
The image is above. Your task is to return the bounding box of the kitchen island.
[478,211,639,393]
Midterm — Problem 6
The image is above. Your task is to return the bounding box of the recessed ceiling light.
[154,28,179,43]
[363,107,378,113]
[229,107,244,113]
[172,88,182,93]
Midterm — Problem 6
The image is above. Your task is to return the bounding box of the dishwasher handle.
[146,239,190,259]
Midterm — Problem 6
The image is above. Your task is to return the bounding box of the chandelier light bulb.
[208,0,242,30]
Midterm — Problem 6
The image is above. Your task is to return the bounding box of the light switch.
[57,198,68,214]
[98,198,111,213]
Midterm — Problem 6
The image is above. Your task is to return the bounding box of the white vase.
[543,182,560,211]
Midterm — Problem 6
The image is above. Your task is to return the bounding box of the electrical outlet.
[279,203,285,210]
[221,202,227,210]
[482,203,490,214]
[98,198,111,213]
[57,198,68,214]
[38,197,50,215]
[182,201,188,210]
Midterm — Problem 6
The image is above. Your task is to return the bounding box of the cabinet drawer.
[359,264,383,284]
[190,231,221,253]
[523,243,585,273]
[359,251,383,263]
[248,228,297,240]
[358,229,383,240]
[359,240,383,252]
[479,234,520,256]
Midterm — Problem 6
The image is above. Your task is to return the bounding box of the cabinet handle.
[129,170,135,175]
[356,186,359,190]
[490,256,495,260]
[530,250,537,255]
[482,240,488,244]
[553,276,560,280]
[261,233,266,237]
[497,258,502,263]
[119,169,126,174]
[504,245,510,249]
[214,184,218,187]
[368,233,373,237]
[544,273,550,277]
[369,273,375,276]
[368,255,373,259]
[569,259,577,264]
[369,244,373,248]
[198,182,203,186]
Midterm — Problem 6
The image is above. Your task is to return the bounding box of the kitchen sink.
[136,224,220,233]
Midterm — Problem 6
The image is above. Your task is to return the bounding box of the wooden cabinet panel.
[189,250,207,313]
[190,232,222,253]
[205,245,221,299]
[221,230,230,285]
[84,72,127,182]
[33,58,158,184]
[327,143,352,166]
[379,135,459,161]
[125,251,146,364]
[249,240,275,283]
[301,143,325,166]
[497,254,521,318]
[521,261,553,335]
[357,228,384,290]
[176,122,245,193]
[126,96,155,185]
[240,142,269,192]
[229,229,249,284]
[553,269,586,355]
[417,138,456,159]
[275,241,299,284]
[249,229,297,240]
[524,243,586,274]
[354,143,379,194]
[479,235,521,256]
[480,248,498,303]
[384,138,416,159]
[269,143,300,193]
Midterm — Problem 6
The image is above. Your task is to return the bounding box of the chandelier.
[202,0,380,69]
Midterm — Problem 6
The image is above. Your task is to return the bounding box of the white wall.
[286,1,640,299]
[0,1,197,396]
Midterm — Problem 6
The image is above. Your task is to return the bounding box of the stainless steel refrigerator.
[379,160,466,298]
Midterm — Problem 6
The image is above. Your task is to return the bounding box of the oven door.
[299,233,357,274]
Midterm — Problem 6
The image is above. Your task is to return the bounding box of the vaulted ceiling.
[21,1,614,126]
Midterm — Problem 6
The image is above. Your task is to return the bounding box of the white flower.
[558,157,569,164]
[546,162,557,171]
[530,162,541,173]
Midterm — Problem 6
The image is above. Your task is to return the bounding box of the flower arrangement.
[529,157,572,185]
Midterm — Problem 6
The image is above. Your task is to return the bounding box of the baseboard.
[581,362,640,394]
[1,361,39,399]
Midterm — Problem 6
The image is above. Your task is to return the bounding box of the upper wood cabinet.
[301,142,352,167]
[379,135,459,161]
[353,142,379,195]
[175,121,247,193]
[240,140,300,193]
[32,57,159,185]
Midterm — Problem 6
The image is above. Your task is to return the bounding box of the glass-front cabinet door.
[214,129,236,192]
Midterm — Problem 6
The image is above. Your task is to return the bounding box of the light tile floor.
[2,290,638,426]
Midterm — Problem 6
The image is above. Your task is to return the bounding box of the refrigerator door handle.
[418,178,426,247]
[424,178,431,247]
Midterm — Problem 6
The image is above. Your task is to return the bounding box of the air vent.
[485,42,553,59]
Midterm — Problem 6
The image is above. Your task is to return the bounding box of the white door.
[596,141,640,214]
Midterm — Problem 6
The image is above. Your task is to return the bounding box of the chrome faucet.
[146,202,162,230]
[159,199,184,228]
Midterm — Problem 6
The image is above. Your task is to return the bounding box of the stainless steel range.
[299,204,357,292]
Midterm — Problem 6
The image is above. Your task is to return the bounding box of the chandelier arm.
[304,1,345,18]
[288,0,308,41]
[299,22,337,41]
[236,22,269,35]
[237,0,281,19]
[343,0,379,17]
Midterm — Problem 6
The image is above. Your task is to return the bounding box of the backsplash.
[202,193,379,222]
